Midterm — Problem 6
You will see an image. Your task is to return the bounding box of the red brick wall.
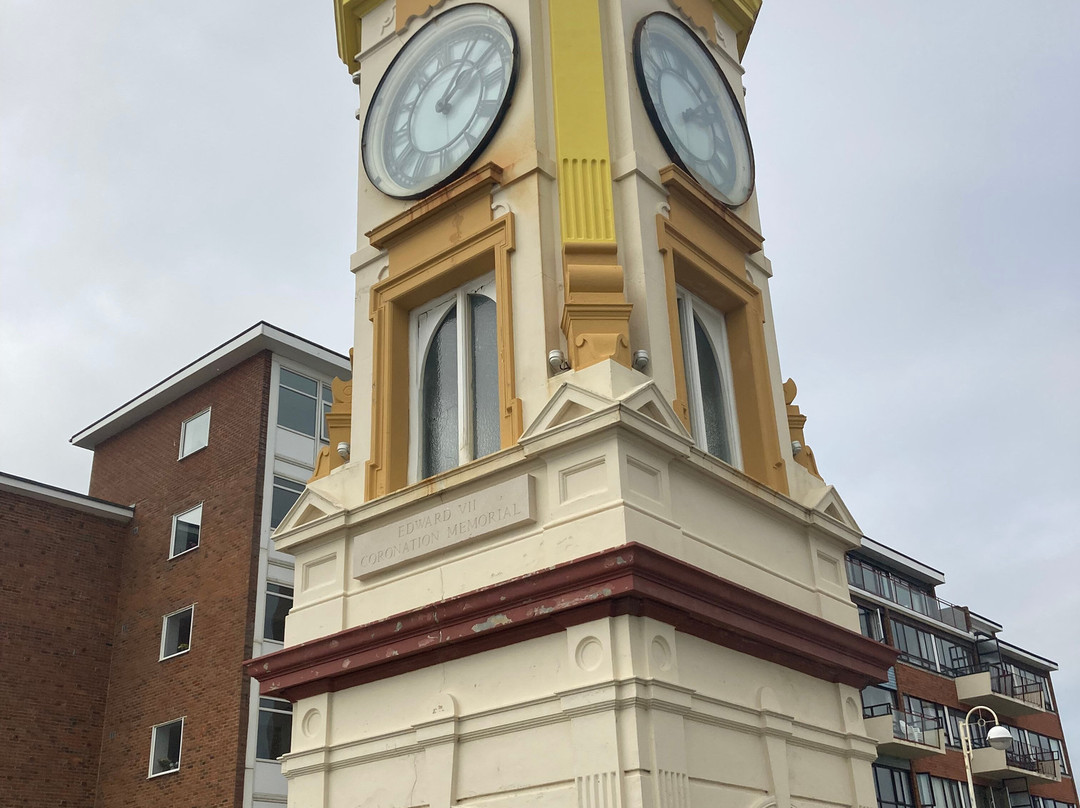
[0,489,127,807]
[897,663,1077,803]
[88,352,271,808]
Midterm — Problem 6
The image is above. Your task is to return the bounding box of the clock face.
[633,13,754,207]
[362,4,518,199]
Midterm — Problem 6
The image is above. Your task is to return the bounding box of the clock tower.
[248,3,895,807]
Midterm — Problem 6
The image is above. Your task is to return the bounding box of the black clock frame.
[632,12,756,207]
[361,3,520,201]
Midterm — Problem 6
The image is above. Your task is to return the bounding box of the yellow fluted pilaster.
[548,0,631,369]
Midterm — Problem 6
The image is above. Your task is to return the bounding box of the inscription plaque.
[352,475,536,578]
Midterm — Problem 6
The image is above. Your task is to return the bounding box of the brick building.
[0,475,132,807]
[849,538,1076,808]
[0,322,349,807]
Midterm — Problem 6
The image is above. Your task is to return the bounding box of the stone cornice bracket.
[561,243,633,370]
[310,372,354,483]
[783,378,822,480]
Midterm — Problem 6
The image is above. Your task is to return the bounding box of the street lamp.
[959,705,1014,808]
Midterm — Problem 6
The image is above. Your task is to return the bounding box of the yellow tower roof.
[332,0,763,72]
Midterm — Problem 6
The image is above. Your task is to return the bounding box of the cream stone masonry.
[352,475,537,577]
[251,2,893,808]
[273,364,862,645]
[275,615,882,808]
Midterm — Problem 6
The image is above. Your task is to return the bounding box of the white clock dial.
[362,4,518,199]
[633,13,754,207]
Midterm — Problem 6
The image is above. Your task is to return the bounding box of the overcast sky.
[3,0,1078,759]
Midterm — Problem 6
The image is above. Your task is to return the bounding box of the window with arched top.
[411,275,499,481]
[676,287,741,468]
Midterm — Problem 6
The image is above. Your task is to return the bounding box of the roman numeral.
[475,98,500,119]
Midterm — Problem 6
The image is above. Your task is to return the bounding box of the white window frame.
[277,367,333,443]
[160,604,195,660]
[148,717,184,777]
[169,503,203,558]
[676,287,741,467]
[270,476,306,530]
[255,697,294,762]
[408,273,497,482]
[179,408,211,459]
[263,582,293,643]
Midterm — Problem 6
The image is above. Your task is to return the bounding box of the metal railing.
[863,703,893,718]
[952,662,1045,709]
[861,705,942,747]
[972,736,1059,777]
[846,556,968,630]
[896,652,970,679]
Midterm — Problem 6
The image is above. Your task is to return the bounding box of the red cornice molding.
[245,544,896,701]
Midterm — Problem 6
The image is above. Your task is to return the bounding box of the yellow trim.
[657,165,787,494]
[671,0,763,56]
[333,0,384,70]
[309,375,354,483]
[364,165,520,500]
[712,0,762,57]
[548,0,615,244]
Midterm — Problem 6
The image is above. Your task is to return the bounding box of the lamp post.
[959,705,1014,808]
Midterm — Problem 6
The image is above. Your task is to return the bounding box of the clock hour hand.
[682,98,720,124]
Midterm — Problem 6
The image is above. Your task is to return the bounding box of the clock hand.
[435,38,479,113]
[682,98,720,124]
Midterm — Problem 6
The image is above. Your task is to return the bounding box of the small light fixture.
[548,349,570,374]
[987,724,1013,751]
[631,349,650,372]
[337,442,351,461]
[791,440,803,456]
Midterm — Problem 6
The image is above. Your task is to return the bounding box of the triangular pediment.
[805,485,861,533]
[519,383,616,440]
[619,383,691,439]
[521,378,692,445]
[273,486,345,535]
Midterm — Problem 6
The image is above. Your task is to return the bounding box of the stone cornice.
[246,543,896,701]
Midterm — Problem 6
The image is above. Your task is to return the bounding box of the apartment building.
[849,538,1076,808]
[0,474,133,807]
[0,322,349,807]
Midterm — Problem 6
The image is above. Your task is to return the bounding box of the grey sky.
[2,0,1077,761]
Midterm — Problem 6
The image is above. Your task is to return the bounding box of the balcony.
[954,664,1046,717]
[846,556,968,631]
[862,705,945,759]
[970,741,1060,783]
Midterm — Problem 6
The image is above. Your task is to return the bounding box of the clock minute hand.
[435,39,478,113]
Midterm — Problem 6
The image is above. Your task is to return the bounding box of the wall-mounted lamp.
[791,440,803,456]
[631,349,650,372]
[337,442,351,461]
[548,349,571,374]
[959,705,1013,808]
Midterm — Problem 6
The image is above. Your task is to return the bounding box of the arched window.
[676,287,740,467]
[412,276,499,480]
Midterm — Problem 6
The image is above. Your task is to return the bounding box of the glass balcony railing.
[846,556,968,631]
[952,662,1046,709]
[972,736,1060,778]
[862,705,943,748]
